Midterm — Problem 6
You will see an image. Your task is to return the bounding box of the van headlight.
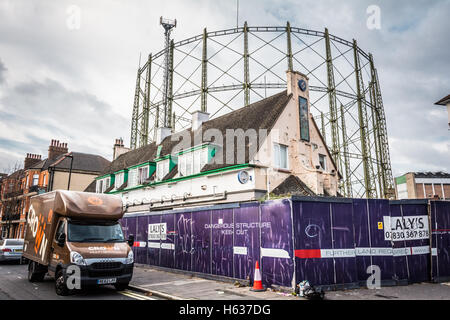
[125,250,134,264]
[70,251,87,266]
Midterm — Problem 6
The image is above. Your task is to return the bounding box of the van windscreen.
[67,221,125,243]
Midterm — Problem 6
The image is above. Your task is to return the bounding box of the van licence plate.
[14,249,22,253]
[97,278,117,285]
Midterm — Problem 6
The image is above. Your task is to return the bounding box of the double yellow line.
[119,289,156,300]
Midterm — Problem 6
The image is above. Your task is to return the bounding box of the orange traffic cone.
[250,261,266,292]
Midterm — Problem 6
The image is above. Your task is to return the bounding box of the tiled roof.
[49,152,110,173]
[102,90,292,175]
[435,94,450,106]
[414,171,450,179]
[100,143,158,176]
[6,169,24,180]
[83,180,97,193]
[29,158,54,171]
[271,175,316,197]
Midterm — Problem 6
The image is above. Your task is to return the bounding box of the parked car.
[0,238,24,263]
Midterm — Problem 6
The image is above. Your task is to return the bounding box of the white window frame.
[273,143,289,170]
[32,174,39,186]
[103,178,110,192]
[115,172,124,189]
[128,168,138,187]
[318,154,327,171]
[156,159,170,181]
[96,179,103,193]
[178,146,209,177]
[138,166,149,185]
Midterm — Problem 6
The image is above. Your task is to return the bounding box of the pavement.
[130,264,450,300]
[129,264,298,300]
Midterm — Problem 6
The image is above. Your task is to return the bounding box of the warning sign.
[383,215,429,242]
[377,222,383,230]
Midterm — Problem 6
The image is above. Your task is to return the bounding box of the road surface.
[0,261,161,300]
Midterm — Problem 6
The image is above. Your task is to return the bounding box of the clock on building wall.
[298,79,307,92]
[237,170,250,184]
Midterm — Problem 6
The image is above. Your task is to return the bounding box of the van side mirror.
[127,234,135,247]
[57,233,66,247]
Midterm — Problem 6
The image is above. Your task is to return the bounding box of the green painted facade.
[395,175,406,185]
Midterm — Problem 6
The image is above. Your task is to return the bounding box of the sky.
[0,0,449,176]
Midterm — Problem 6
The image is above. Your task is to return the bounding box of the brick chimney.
[48,139,69,160]
[24,153,42,169]
[113,138,130,160]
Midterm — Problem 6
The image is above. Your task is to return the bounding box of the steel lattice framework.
[130,22,395,199]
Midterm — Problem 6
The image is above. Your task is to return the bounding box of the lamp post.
[66,153,74,191]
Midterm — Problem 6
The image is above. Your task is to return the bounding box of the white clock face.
[238,170,249,184]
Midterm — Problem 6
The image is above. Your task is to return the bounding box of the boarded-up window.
[299,97,310,141]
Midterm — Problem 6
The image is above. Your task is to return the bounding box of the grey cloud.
[0,58,6,84]
[0,77,129,170]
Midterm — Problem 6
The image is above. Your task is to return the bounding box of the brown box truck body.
[23,190,134,295]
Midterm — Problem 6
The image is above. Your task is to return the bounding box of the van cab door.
[48,218,67,277]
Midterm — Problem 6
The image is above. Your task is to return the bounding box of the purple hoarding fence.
[389,200,431,285]
[292,197,358,291]
[120,198,450,290]
[431,201,450,282]
[352,199,395,286]
[260,199,294,288]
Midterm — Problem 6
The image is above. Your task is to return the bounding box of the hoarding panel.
[160,213,176,269]
[211,209,233,277]
[175,212,192,271]
[260,200,294,288]
[233,203,260,281]
[135,215,149,264]
[191,210,211,274]
[331,201,358,288]
[147,214,161,266]
[293,200,334,288]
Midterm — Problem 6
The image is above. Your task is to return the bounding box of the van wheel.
[114,283,129,291]
[55,269,71,296]
[28,261,45,282]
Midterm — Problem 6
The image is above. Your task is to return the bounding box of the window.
[178,147,209,177]
[96,178,110,193]
[96,180,103,193]
[179,156,186,176]
[128,168,138,187]
[138,166,149,185]
[115,172,124,189]
[156,160,169,181]
[319,154,326,171]
[299,96,310,141]
[273,143,288,170]
[32,174,39,186]
[55,220,66,241]
[104,178,110,192]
